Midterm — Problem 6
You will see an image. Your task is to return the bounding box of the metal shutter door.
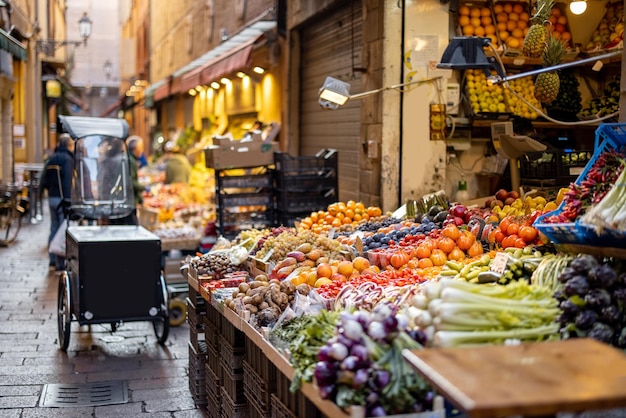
[300,1,362,203]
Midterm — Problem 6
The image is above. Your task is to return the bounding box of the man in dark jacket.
[40,134,74,270]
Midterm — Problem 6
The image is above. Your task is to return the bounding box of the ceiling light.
[253,66,265,74]
[236,71,247,78]
[210,82,220,89]
[569,0,587,15]
[188,89,197,96]
[195,85,204,91]
[220,77,231,85]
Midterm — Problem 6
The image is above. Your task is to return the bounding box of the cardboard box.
[204,136,279,170]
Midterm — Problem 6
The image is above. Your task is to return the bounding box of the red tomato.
[519,225,538,243]
[506,222,519,236]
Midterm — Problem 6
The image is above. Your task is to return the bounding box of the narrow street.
[0,200,205,417]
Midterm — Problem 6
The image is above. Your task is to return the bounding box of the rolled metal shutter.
[300,1,362,203]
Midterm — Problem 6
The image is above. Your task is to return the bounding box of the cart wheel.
[153,274,170,344]
[168,298,187,327]
[57,271,72,351]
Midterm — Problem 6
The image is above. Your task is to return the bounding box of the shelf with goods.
[182,131,626,416]
[451,0,623,132]
[214,166,276,240]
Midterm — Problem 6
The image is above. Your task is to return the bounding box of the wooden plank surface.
[403,339,626,418]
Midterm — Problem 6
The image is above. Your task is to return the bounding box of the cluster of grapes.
[356,217,403,233]
[247,226,293,256]
[555,254,626,348]
[254,229,342,262]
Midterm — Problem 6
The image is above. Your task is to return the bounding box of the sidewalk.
[0,201,205,417]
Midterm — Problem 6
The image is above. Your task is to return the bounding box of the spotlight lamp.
[210,82,220,89]
[318,75,442,110]
[569,0,587,15]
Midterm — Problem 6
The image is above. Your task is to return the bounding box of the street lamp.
[35,12,92,55]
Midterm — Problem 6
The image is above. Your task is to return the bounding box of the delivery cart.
[55,116,169,351]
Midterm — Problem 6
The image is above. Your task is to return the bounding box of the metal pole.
[491,50,623,84]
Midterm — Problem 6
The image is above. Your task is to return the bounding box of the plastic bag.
[49,219,68,256]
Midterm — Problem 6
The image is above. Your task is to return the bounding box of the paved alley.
[0,201,206,418]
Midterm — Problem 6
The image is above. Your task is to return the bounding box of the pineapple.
[522,0,555,58]
[534,36,565,104]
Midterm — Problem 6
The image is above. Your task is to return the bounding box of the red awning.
[154,83,170,102]
[177,37,257,94]
[200,39,255,86]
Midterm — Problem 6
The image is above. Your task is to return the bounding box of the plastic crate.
[534,123,626,246]
[221,315,246,347]
[219,335,245,371]
[243,361,275,411]
[274,172,337,193]
[249,402,271,418]
[221,361,246,404]
[205,362,222,401]
[206,343,222,381]
[221,386,248,418]
[276,190,337,212]
[206,303,222,329]
[519,150,592,186]
[245,339,277,382]
[273,149,338,175]
[203,318,220,349]
[219,173,273,189]
[206,385,222,418]
[270,394,296,418]
[220,192,274,207]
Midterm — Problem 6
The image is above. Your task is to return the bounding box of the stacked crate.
[274,149,338,227]
[243,340,277,417]
[215,168,275,239]
[187,287,207,405]
[204,303,223,418]
[220,314,247,418]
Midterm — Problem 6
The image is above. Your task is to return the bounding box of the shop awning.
[0,28,26,61]
[145,20,276,104]
[179,37,256,92]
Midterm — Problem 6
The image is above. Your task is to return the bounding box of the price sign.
[491,252,509,275]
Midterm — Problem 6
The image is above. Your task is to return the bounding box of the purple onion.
[317,344,332,362]
[374,370,391,389]
[336,333,355,350]
[353,368,369,387]
[355,310,371,328]
[314,361,337,386]
[329,342,349,361]
[367,321,386,340]
[341,355,359,371]
[342,318,364,341]
[369,404,387,416]
[350,344,369,362]
[366,392,379,404]
[383,315,398,335]
[318,384,336,400]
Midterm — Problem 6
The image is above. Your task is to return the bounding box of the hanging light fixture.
[569,0,587,15]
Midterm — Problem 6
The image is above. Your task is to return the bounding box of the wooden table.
[403,339,626,418]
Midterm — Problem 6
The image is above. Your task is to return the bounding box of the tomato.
[506,222,520,236]
[518,225,538,243]
[418,257,434,268]
[442,224,461,241]
[448,246,466,262]
[501,234,517,249]
[390,251,410,269]
[494,230,505,243]
[430,249,447,266]
[456,230,476,251]
[438,237,456,254]
[499,217,511,234]
[467,240,484,257]
[514,237,527,248]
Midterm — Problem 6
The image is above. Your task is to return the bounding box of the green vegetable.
[433,324,560,348]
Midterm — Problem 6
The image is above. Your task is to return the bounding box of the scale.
[491,121,547,191]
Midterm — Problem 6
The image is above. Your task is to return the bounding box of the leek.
[433,324,560,348]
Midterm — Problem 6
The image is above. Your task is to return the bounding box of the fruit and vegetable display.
[578,75,621,120]
[185,127,626,415]
[585,1,624,52]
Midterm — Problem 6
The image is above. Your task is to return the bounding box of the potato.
[258,301,269,310]
[238,282,250,293]
[244,304,258,314]
[242,296,253,305]
[249,281,266,289]
[255,274,269,282]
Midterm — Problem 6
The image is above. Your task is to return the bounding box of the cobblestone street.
[0,201,205,417]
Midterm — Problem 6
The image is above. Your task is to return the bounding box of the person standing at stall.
[41,134,74,271]
[163,141,192,184]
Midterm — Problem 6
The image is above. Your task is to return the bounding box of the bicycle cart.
[56,115,169,351]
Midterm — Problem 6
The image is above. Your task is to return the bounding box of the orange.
[352,256,371,272]
[316,263,333,279]
[337,260,354,277]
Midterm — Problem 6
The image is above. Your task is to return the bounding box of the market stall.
[181,118,626,417]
